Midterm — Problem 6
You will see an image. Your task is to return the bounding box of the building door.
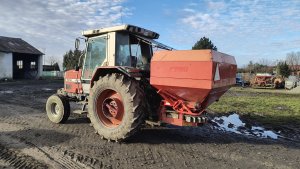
[13,53,39,79]
[13,58,24,79]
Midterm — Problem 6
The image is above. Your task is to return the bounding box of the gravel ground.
[0,80,299,169]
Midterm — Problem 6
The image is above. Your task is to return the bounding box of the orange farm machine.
[251,73,284,88]
[46,24,237,141]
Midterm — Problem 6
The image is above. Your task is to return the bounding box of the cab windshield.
[115,32,172,70]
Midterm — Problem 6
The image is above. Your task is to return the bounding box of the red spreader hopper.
[150,50,237,126]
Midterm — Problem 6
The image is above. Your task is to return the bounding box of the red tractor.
[46,25,237,141]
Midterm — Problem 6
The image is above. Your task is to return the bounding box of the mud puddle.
[42,88,54,91]
[211,113,280,139]
[0,90,13,94]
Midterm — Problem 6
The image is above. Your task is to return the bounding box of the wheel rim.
[50,103,59,116]
[96,89,124,128]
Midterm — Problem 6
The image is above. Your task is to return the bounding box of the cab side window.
[82,36,107,79]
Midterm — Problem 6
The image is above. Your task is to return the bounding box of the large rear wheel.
[88,73,145,141]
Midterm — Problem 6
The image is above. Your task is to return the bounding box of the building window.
[17,60,23,69]
[30,61,36,69]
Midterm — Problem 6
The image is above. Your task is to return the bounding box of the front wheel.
[46,94,70,123]
[88,73,145,141]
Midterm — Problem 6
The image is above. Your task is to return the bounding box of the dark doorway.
[13,53,39,79]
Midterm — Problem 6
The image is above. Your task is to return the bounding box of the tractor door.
[81,35,108,93]
[82,35,108,80]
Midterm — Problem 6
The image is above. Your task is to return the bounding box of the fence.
[41,71,64,79]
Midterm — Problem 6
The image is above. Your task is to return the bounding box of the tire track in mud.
[98,143,173,169]
[0,102,90,139]
[52,121,93,137]
[0,119,97,169]
[137,145,193,168]
[0,132,90,169]
[0,116,29,126]
[46,148,88,169]
[0,98,102,168]
[0,104,40,126]
[0,144,48,169]
[138,146,170,168]
[151,130,248,168]
[61,149,107,169]
[124,129,195,168]
[121,128,242,169]
[18,140,84,169]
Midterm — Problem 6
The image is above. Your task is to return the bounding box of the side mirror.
[75,38,80,50]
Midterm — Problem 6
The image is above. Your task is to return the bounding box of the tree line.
[239,51,300,77]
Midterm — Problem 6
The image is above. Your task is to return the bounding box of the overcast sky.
[0,0,299,67]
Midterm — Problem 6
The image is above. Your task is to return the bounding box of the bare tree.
[46,56,58,65]
[244,61,254,74]
[297,51,300,70]
[258,58,272,73]
[286,51,300,71]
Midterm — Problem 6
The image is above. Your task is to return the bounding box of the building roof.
[0,36,43,55]
[290,65,300,71]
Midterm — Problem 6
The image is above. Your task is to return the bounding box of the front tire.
[88,74,145,141]
[46,94,70,123]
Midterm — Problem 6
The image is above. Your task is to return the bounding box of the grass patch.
[209,87,300,127]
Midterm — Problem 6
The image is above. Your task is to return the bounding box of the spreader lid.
[152,50,236,65]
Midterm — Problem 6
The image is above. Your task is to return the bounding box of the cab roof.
[82,24,160,39]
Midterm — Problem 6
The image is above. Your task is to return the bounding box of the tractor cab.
[81,25,172,77]
[65,25,172,94]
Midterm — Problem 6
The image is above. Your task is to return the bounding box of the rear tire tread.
[88,73,145,141]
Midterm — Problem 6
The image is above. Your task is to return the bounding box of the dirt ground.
[0,80,299,169]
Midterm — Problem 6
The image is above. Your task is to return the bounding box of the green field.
[209,87,300,127]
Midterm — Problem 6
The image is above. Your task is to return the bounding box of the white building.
[0,36,43,79]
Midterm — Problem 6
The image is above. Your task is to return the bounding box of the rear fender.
[90,66,142,88]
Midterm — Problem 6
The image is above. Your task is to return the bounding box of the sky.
[0,0,299,67]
